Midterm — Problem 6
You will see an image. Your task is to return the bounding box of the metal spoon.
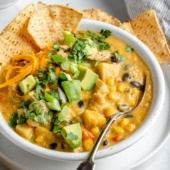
[77,79,146,170]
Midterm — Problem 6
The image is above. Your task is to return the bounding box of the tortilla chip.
[27,2,64,49]
[0,4,39,65]
[120,21,135,35]
[83,9,121,27]
[28,2,83,49]
[131,10,170,64]
[49,4,83,33]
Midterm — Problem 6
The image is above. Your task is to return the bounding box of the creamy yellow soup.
[0,30,152,152]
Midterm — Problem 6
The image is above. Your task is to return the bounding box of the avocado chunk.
[61,80,81,103]
[61,123,82,149]
[45,92,61,111]
[85,43,98,56]
[19,75,36,94]
[58,104,69,122]
[79,66,98,91]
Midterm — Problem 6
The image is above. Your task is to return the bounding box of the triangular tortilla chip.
[27,2,63,49]
[130,10,170,64]
[120,21,135,35]
[83,9,121,27]
[0,4,39,65]
[49,4,83,33]
[27,2,83,49]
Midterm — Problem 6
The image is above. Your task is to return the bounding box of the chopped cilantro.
[52,42,60,52]
[97,43,110,50]
[111,51,126,63]
[22,100,31,109]
[125,45,134,53]
[9,113,26,128]
[69,38,89,64]
[100,29,111,38]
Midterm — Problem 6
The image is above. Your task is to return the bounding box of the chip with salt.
[27,2,83,49]
[27,2,64,49]
[49,4,83,33]
[120,21,135,35]
[0,4,39,65]
[130,10,170,64]
[83,8,121,27]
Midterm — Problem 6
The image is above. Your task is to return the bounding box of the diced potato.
[35,126,56,148]
[91,127,100,137]
[97,63,120,81]
[94,79,109,97]
[82,110,106,129]
[15,124,33,140]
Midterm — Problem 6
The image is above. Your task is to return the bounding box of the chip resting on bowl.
[0,4,39,66]
[83,8,121,27]
[27,2,83,49]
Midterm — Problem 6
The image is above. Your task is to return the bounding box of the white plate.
[0,0,170,169]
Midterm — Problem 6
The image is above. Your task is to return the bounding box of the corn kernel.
[91,127,100,137]
[105,133,110,138]
[106,77,114,86]
[125,123,136,132]
[35,136,43,143]
[120,118,129,126]
[83,139,94,151]
[132,88,140,96]
[113,126,124,134]
[117,83,130,93]
[108,92,115,100]
[117,83,125,92]
[104,107,116,118]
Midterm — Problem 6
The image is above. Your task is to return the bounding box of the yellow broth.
[0,30,152,152]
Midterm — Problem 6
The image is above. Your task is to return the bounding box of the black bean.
[103,139,108,146]
[122,73,132,81]
[78,100,84,108]
[50,142,58,149]
[130,81,145,90]
[111,55,123,63]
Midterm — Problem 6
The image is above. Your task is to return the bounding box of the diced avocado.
[61,123,82,149]
[79,66,98,91]
[45,92,61,111]
[61,80,81,103]
[85,44,98,56]
[58,104,69,122]
[19,75,36,94]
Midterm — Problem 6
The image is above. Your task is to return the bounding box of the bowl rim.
[0,19,165,161]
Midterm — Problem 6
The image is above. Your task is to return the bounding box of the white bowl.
[0,0,18,9]
[0,19,165,161]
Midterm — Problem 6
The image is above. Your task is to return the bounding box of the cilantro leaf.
[125,45,134,53]
[111,51,126,63]
[9,113,26,128]
[100,29,111,38]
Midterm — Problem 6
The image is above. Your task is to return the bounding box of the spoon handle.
[77,112,123,170]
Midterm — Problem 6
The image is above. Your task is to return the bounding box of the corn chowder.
[0,30,152,152]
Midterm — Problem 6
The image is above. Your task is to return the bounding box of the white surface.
[0,0,170,169]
